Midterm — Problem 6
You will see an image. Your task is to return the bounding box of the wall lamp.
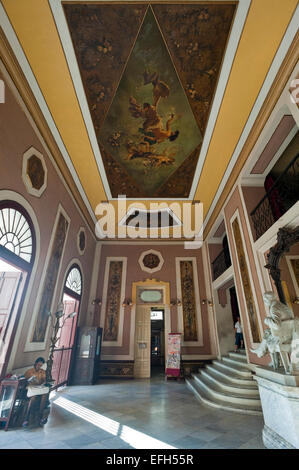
[202,299,213,306]
[122,298,133,307]
[92,298,102,306]
[170,299,182,306]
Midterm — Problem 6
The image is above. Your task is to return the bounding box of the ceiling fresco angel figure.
[127,72,179,166]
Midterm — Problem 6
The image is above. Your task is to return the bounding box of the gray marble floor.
[0,370,265,449]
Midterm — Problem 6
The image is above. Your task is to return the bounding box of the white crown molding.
[204,6,299,232]
[189,0,251,199]
[0,59,96,241]
[0,3,98,226]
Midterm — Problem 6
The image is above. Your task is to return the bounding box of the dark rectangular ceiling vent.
[119,208,181,229]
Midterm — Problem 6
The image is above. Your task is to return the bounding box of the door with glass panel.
[134,304,151,378]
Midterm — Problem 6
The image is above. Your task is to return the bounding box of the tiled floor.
[0,370,265,449]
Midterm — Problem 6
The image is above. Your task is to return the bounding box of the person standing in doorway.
[234,316,244,352]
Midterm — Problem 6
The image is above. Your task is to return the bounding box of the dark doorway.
[229,286,240,324]
[150,308,165,376]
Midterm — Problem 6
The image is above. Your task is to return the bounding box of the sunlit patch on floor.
[53,396,176,449]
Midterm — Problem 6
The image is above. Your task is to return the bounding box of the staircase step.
[200,369,259,396]
[212,360,252,378]
[206,364,257,387]
[228,351,248,362]
[186,377,262,416]
[192,373,261,406]
[222,356,251,370]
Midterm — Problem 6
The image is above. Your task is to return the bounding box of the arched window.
[51,264,82,389]
[65,265,82,298]
[0,201,36,271]
[0,201,36,378]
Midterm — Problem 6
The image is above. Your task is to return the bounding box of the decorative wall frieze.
[175,257,203,347]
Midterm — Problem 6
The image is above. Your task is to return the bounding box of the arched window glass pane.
[0,207,33,263]
[66,267,82,296]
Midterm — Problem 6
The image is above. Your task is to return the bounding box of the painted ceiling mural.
[64,3,236,198]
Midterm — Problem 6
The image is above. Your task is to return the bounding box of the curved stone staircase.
[186,350,262,415]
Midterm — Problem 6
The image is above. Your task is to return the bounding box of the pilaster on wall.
[86,242,102,327]
[201,241,220,358]
[285,66,299,127]
[224,185,269,367]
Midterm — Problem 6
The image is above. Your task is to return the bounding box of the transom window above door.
[65,266,82,296]
[0,205,34,264]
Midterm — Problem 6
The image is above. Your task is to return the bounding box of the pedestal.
[254,366,299,449]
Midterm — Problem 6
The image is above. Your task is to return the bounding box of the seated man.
[22,357,50,428]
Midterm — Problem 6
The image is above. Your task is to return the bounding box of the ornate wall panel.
[180,260,198,342]
[32,211,69,342]
[103,260,123,341]
[232,217,261,343]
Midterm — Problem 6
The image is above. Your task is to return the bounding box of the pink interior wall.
[208,244,223,264]
[213,220,225,238]
[0,72,97,370]
[224,186,268,366]
[250,114,295,174]
[217,278,235,306]
[96,244,212,357]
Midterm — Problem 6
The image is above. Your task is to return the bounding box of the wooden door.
[0,272,22,337]
[134,304,151,378]
[0,271,23,377]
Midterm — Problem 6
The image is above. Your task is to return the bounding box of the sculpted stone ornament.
[251,292,299,374]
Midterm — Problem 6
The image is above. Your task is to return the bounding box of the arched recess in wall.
[51,260,83,388]
[0,194,40,377]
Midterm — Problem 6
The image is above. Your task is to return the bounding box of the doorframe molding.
[132,279,170,377]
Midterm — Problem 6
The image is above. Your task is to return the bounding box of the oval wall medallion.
[138,249,164,273]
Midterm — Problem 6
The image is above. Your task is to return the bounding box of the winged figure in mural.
[126,72,179,166]
[125,139,175,168]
